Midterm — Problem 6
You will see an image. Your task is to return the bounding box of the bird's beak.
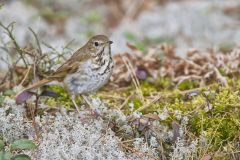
[108,41,113,45]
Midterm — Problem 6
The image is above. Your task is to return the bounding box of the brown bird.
[16,35,114,112]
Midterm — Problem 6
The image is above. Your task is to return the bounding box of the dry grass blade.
[213,66,228,87]
[121,55,144,102]
[136,94,162,112]
[19,66,32,86]
[119,92,134,110]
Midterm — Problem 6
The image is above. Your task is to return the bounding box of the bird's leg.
[81,94,93,109]
[71,95,80,114]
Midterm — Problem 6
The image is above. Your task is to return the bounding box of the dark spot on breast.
[71,77,78,86]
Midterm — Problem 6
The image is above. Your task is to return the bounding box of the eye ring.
[94,42,99,47]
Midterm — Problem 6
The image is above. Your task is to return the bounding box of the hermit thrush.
[16,35,114,112]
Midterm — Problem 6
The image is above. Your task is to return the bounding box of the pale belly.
[63,61,113,95]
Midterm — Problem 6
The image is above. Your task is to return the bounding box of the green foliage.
[124,32,147,52]
[11,154,31,160]
[0,139,36,160]
[85,11,101,23]
[124,32,138,42]
[11,139,37,151]
[40,7,69,22]
[0,89,16,107]
[0,151,12,160]
[124,32,175,52]
[0,96,4,107]
[3,90,15,97]
[0,140,4,151]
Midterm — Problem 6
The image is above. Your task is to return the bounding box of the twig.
[0,22,28,67]
[174,75,202,85]
[29,27,42,56]
[29,100,41,142]
[121,139,136,143]
[62,39,75,52]
[92,116,111,147]
[42,41,58,52]
[120,143,157,160]
[184,59,203,71]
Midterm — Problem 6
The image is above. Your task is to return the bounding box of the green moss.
[219,67,227,76]
[236,79,240,89]
[137,83,240,154]
[44,86,79,109]
[140,81,157,96]
[132,97,143,110]
[188,88,240,151]
[140,77,172,96]
[155,77,172,90]
[213,89,240,113]
[178,80,199,90]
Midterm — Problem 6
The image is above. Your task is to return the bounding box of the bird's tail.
[15,79,52,104]
[23,78,52,92]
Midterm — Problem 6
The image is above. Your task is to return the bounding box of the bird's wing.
[48,61,80,80]
[48,50,90,81]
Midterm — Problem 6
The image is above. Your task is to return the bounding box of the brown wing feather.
[48,61,80,81]
[48,48,90,81]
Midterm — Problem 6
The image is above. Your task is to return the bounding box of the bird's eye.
[94,42,99,47]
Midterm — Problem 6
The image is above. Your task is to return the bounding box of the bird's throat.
[92,45,112,75]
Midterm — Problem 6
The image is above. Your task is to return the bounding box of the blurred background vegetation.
[0,1,240,159]
[0,0,239,56]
